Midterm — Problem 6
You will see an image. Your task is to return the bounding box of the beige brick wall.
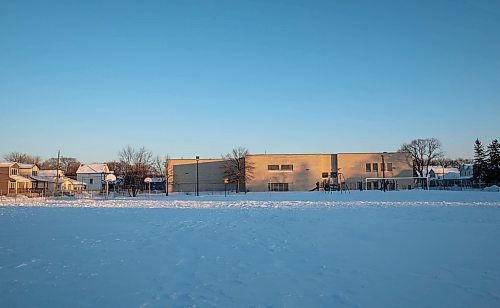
[169,158,234,193]
[246,154,334,192]
[337,152,414,190]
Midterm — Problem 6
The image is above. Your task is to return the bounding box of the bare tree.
[222,147,255,193]
[106,161,127,177]
[399,138,444,177]
[40,157,81,176]
[432,157,473,168]
[152,155,165,177]
[3,152,42,164]
[118,146,153,197]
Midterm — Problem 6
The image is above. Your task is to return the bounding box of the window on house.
[322,172,329,178]
[387,163,393,171]
[10,168,18,175]
[372,163,378,172]
[281,164,293,171]
[268,165,279,171]
[9,182,16,189]
[366,163,371,172]
[89,179,93,184]
[32,171,38,176]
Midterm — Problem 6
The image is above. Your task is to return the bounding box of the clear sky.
[1,0,499,163]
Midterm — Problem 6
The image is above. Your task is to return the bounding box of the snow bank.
[1,190,499,208]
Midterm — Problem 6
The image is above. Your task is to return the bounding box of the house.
[76,164,113,191]
[460,164,474,177]
[0,162,33,196]
[36,169,86,195]
[426,166,460,179]
[17,163,40,177]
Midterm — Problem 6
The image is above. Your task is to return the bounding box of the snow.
[484,185,500,192]
[1,191,499,307]
[76,163,109,174]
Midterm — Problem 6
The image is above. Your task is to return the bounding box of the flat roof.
[170,158,224,161]
[337,152,400,155]
[248,153,333,156]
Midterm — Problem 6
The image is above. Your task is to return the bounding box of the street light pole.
[196,156,199,196]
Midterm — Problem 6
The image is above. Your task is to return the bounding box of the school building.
[168,152,415,193]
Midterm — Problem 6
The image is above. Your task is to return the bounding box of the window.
[322,172,329,178]
[89,179,93,184]
[387,163,393,171]
[268,183,289,191]
[9,182,16,189]
[366,163,371,172]
[32,171,38,176]
[280,164,293,171]
[268,165,279,171]
[10,168,18,175]
[372,163,378,172]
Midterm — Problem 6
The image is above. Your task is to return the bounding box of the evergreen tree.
[473,139,488,182]
[486,139,500,183]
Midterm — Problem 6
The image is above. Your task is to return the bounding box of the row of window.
[268,164,293,171]
[366,163,393,172]
[268,183,289,191]
[267,163,393,174]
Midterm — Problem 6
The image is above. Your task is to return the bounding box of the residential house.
[0,162,32,196]
[76,164,113,191]
[37,169,86,195]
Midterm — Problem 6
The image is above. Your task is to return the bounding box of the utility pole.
[55,150,60,197]
[196,156,199,196]
[381,153,386,192]
[165,159,169,196]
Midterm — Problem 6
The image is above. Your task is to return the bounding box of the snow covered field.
[1,191,500,307]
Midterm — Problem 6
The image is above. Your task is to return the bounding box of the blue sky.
[1,0,499,163]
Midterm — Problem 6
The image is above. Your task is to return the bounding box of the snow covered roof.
[38,170,64,177]
[0,162,17,168]
[9,175,32,182]
[67,178,86,186]
[37,176,78,184]
[76,164,110,174]
[427,166,460,175]
[17,163,37,169]
[31,176,49,182]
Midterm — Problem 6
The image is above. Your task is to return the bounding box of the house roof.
[38,170,64,177]
[427,166,460,174]
[31,176,49,182]
[67,178,86,186]
[9,175,32,182]
[17,163,37,169]
[76,164,109,174]
[0,162,17,168]
[38,176,80,184]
